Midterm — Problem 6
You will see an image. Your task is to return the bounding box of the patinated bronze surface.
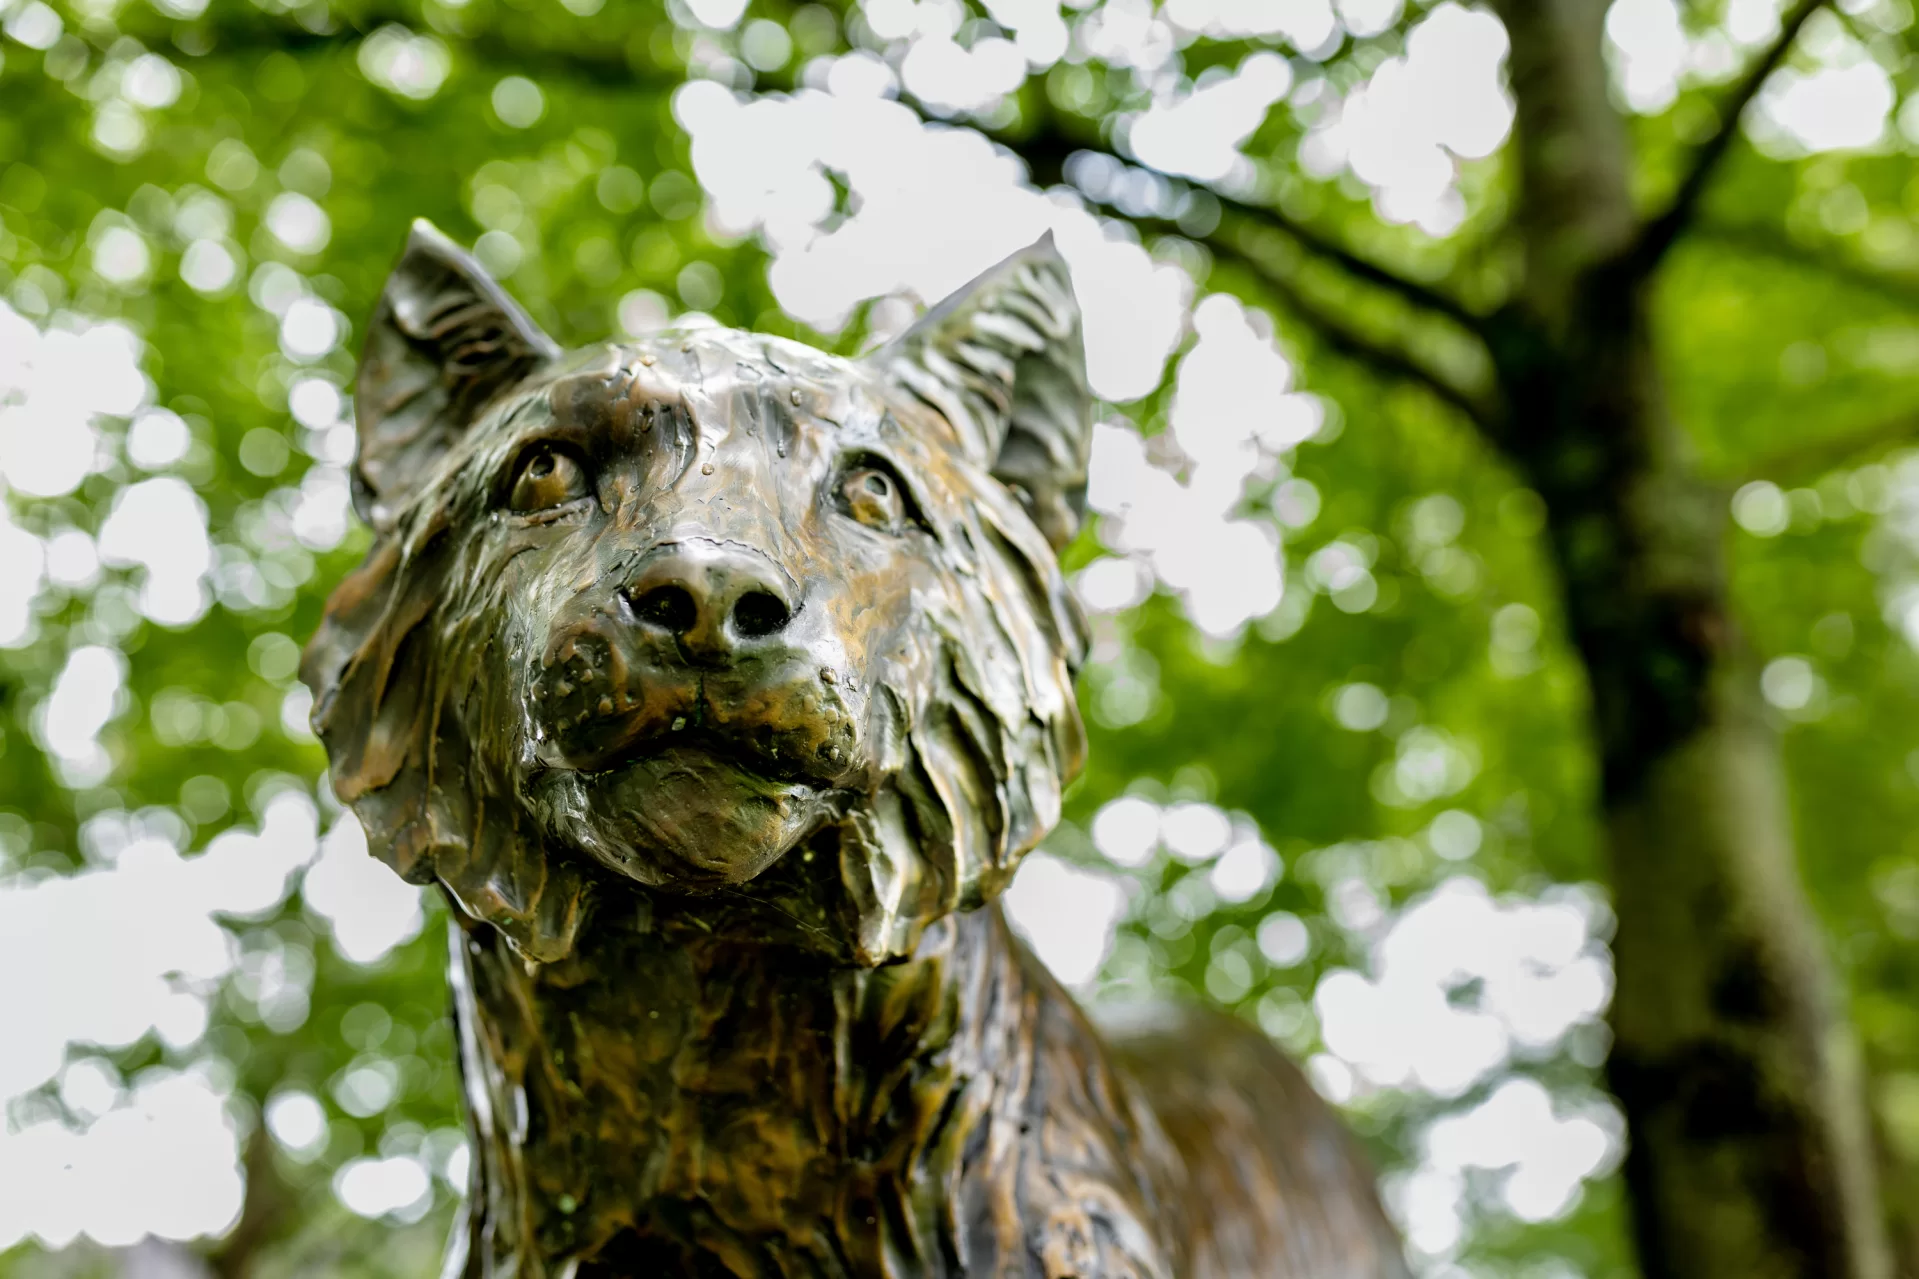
[302,221,1411,1278]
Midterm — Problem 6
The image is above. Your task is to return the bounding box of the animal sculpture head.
[301,222,1093,966]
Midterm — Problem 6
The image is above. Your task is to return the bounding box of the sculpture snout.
[531,537,858,785]
[622,540,797,665]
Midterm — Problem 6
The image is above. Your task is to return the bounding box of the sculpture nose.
[624,543,795,659]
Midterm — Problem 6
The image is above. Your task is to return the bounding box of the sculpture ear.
[353,220,559,530]
[864,234,1092,550]
[300,524,591,963]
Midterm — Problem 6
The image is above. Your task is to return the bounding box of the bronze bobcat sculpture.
[302,220,1410,1278]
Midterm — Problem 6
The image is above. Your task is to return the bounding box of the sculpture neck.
[447,892,1044,1277]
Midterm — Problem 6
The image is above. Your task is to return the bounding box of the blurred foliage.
[2,0,1919,1276]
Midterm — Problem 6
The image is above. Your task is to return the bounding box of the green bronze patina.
[302,221,1409,1278]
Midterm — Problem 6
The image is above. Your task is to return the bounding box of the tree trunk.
[1489,2,1890,1275]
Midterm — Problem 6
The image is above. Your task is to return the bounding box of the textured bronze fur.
[302,221,1410,1278]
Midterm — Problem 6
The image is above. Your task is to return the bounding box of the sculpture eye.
[509,446,591,513]
[841,466,907,532]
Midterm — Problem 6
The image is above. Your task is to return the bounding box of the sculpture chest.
[448,900,1182,1278]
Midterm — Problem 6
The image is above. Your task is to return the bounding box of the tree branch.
[187,3,1501,430]
[1696,217,1919,311]
[1209,187,1490,335]
[1739,409,1919,487]
[909,83,1504,438]
[1192,223,1504,440]
[899,91,1492,338]
[1632,0,1832,273]
[147,6,687,94]
[181,7,1496,351]
[204,1122,294,1279]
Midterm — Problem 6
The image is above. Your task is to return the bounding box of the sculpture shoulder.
[1096,1001,1412,1279]
[958,926,1190,1279]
